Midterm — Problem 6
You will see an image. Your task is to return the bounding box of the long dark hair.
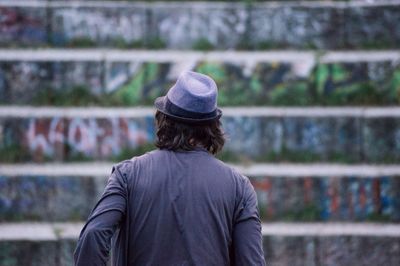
[154,111,225,155]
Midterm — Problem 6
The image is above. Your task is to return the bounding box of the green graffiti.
[314,64,329,95]
[112,63,160,105]
[196,62,231,105]
[269,82,310,106]
[331,63,348,82]
[250,76,262,93]
[327,82,385,105]
[19,62,400,107]
[195,62,226,82]
[391,69,400,103]
[114,65,146,105]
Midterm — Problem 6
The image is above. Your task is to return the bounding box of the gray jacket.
[74,148,266,266]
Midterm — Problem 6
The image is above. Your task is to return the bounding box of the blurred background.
[0,0,399,265]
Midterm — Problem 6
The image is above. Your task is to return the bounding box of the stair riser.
[1,116,399,163]
[0,241,65,266]
[1,59,399,106]
[263,235,400,266]
[0,176,105,222]
[0,175,398,222]
[0,2,399,49]
[1,236,399,266]
[252,176,400,222]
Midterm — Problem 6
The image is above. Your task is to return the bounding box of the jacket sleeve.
[74,164,128,266]
[232,177,266,266]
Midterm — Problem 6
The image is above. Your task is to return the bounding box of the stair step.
[2,162,400,177]
[1,107,400,163]
[1,163,399,222]
[2,105,400,117]
[1,49,399,62]
[1,222,400,240]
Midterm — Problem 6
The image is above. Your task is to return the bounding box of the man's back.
[74,148,265,266]
[124,148,260,265]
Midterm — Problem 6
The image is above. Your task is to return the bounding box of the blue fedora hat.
[154,71,222,123]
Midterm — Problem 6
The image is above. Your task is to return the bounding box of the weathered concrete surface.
[0,116,155,162]
[252,175,400,222]
[1,222,400,266]
[0,241,61,266]
[263,235,400,266]
[3,222,400,239]
[0,50,399,106]
[1,109,400,163]
[0,175,105,222]
[0,170,399,222]
[3,162,400,177]
[0,1,399,49]
[0,4,48,47]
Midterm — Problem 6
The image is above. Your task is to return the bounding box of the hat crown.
[167,71,217,114]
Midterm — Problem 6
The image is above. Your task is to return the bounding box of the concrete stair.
[1,0,399,265]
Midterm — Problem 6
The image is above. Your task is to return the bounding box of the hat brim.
[154,96,222,124]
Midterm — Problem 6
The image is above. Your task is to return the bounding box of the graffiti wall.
[0,59,399,106]
[1,116,399,163]
[51,6,147,46]
[0,174,398,222]
[0,175,104,222]
[0,241,63,266]
[0,3,399,49]
[0,61,104,104]
[0,235,398,266]
[250,4,400,49]
[0,6,48,47]
[0,117,155,162]
[251,176,400,222]
[263,235,400,266]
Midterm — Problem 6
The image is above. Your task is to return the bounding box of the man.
[74,71,266,265]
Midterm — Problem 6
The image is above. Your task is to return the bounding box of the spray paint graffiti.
[0,115,399,163]
[251,176,399,222]
[27,117,64,157]
[4,3,396,49]
[158,7,248,49]
[1,62,51,104]
[0,175,99,222]
[0,174,398,223]
[1,59,399,106]
[26,117,154,159]
[52,8,146,44]
[0,7,47,45]
[0,61,105,104]
[362,118,400,163]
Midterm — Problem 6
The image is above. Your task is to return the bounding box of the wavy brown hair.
[154,110,225,155]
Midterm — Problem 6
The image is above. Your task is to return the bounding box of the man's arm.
[74,165,128,266]
[232,178,266,266]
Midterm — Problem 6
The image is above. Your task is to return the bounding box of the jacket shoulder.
[112,149,160,173]
[214,156,247,176]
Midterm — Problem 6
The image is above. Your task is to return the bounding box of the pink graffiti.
[26,117,151,158]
